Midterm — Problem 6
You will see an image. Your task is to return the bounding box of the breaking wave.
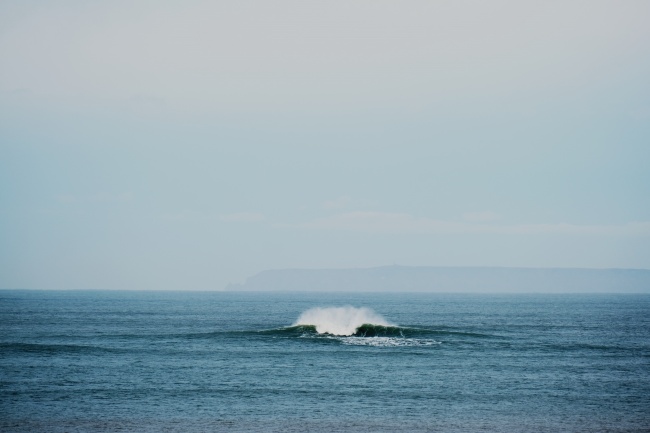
[293,306,393,336]
[286,323,408,338]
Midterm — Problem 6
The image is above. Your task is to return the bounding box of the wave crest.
[293,306,393,336]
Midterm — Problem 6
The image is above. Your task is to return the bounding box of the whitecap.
[293,306,392,336]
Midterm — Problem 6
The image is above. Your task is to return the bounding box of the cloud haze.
[1,1,649,289]
[300,212,650,236]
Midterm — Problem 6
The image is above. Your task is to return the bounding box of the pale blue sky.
[1,1,649,290]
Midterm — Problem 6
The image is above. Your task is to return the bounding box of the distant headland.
[226,266,650,293]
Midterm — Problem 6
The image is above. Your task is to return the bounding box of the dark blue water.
[1,291,649,432]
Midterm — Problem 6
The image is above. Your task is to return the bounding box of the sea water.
[1,291,649,432]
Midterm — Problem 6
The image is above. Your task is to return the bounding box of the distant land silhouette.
[226,266,650,293]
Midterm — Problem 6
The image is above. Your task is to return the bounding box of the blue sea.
[1,290,649,432]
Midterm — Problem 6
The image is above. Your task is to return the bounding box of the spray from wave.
[293,306,394,336]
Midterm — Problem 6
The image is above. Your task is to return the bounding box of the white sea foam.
[338,337,441,347]
[293,306,392,336]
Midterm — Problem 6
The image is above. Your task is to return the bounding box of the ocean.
[1,290,649,432]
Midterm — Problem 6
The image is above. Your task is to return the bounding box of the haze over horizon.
[2,1,649,290]
[226,265,650,293]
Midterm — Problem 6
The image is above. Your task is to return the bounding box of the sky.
[1,1,649,290]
